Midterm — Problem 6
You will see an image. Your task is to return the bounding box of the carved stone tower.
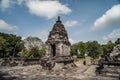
[45,16,73,63]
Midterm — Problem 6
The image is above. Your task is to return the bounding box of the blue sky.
[0,0,120,44]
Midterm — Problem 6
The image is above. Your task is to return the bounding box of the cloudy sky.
[0,0,120,44]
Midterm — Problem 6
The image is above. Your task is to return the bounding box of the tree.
[24,36,43,50]
[22,47,45,59]
[78,42,87,57]
[86,41,102,59]
[70,40,116,59]
[70,44,78,56]
[102,40,115,55]
[39,47,46,57]
[0,32,24,58]
[21,36,45,59]
[0,37,6,57]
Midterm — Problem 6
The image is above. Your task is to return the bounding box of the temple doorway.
[51,44,56,56]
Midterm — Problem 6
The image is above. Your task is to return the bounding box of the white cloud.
[0,0,10,11]
[103,29,120,42]
[0,19,18,32]
[92,4,120,30]
[64,20,78,27]
[0,0,71,19]
[40,30,49,42]
[26,0,71,19]
[0,0,24,11]
[69,38,76,44]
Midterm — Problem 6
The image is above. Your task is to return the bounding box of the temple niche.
[44,16,74,65]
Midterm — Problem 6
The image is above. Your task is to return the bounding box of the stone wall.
[0,58,40,66]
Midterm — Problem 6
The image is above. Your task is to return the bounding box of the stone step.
[99,73,120,78]
[102,69,120,74]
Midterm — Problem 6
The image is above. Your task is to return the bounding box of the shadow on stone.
[0,71,17,80]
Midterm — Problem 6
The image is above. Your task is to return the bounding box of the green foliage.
[70,44,78,56]
[22,47,45,59]
[70,40,116,59]
[39,47,46,57]
[21,36,45,59]
[0,32,116,60]
[102,41,115,55]
[29,47,40,58]
[78,42,87,57]
[87,41,102,59]
[0,37,6,57]
[0,32,24,58]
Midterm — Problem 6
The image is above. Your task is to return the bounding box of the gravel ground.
[0,64,119,80]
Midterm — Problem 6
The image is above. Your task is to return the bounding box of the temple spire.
[58,16,60,21]
[57,16,61,23]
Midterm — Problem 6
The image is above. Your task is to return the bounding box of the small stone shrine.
[45,16,73,62]
[40,16,74,70]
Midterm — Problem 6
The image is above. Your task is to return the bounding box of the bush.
[22,47,45,59]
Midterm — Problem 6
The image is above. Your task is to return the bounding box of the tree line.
[70,41,115,59]
[0,32,116,59]
[0,32,45,59]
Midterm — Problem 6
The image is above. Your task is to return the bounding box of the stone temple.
[41,16,74,69]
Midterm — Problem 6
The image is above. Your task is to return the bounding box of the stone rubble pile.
[96,38,120,79]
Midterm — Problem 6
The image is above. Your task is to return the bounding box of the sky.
[0,0,120,44]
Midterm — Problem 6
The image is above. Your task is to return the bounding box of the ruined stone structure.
[96,38,120,79]
[45,16,73,63]
[40,16,75,70]
[110,38,120,57]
